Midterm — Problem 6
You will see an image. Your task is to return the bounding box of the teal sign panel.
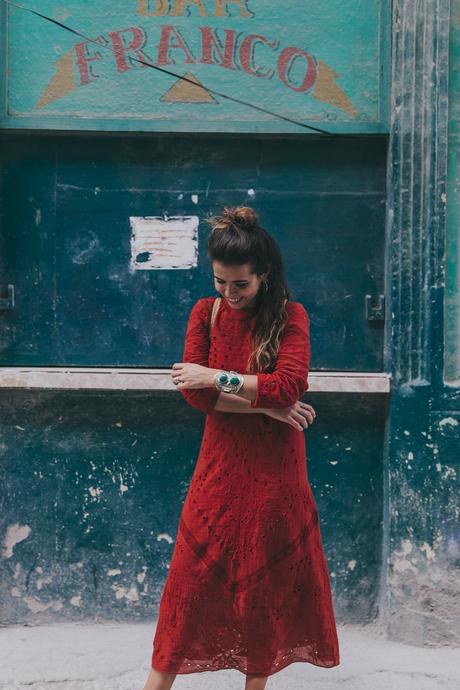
[1,0,390,133]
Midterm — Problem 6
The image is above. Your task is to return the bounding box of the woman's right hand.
[264,401,317,431]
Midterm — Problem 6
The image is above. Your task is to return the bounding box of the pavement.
[0,620,459,690]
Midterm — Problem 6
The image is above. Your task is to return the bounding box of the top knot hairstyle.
[220,205,259,229]
[205,205,291,374]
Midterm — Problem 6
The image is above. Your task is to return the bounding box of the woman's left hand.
[171,362,213,389]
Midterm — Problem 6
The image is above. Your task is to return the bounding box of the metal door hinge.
[365,293,385,321]
[0,284,15,311]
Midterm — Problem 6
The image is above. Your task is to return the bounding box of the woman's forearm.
[213,391,266,414]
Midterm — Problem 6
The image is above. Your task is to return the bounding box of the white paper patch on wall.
[129,216,199,270]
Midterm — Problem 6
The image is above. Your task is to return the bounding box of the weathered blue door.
[0,132,387,369]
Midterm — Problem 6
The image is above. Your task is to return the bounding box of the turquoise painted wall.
[0,131,387,369]
[381,0,459,647]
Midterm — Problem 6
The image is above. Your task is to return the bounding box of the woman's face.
[212,261,267,309]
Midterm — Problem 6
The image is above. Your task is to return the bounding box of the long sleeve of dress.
[250,303,311,409]
[179,298,221,415]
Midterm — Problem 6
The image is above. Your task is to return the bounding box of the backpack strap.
[209,297,221,337]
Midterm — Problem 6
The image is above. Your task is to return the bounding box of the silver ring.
[173,378,181,385]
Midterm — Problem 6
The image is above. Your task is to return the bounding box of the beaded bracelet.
[214,369,245,394]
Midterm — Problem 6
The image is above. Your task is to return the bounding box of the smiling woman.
[205,206,294,375]
[213,260,265,310]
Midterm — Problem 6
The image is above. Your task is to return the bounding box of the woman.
[143,206,340,690]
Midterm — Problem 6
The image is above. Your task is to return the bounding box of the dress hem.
[151,653,340,677]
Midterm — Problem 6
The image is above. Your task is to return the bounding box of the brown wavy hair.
[205,205,291,374]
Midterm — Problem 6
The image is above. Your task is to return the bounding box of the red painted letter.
[199,27,238,70]
[239,33,278,79]
[277,47,317,92]
[155,25,196,65]
[109,27,152,72]
[75,40,104,86]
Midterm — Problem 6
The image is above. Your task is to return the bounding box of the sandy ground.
[0,620,458,690]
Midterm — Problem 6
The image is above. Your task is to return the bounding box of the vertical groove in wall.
[444,0,460,382]
[387,0,450,386]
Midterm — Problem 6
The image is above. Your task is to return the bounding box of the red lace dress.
[151,296,340,677]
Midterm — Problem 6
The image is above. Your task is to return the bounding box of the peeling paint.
[24,597,64,613]
[36,576,53,590]
[420,542,436,561]
[391,539,418,574]
[438,417,459,428]
[111,584,139,602]
[1,523,32,558]
[440,466,457,480]
[119,478,129,493]
[157,533,174,544]
[107,568,122,576]
[137,566,148,584]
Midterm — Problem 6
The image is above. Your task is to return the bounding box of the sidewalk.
[0,620,458,690]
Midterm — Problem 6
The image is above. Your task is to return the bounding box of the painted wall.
[381,0,460,646]
[0,390,386,623]
[0,132,387,368]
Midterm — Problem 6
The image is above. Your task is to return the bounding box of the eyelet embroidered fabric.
[151,296,340,676]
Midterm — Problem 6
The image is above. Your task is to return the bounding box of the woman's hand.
[171,362,214,389]
[264,400,316,431]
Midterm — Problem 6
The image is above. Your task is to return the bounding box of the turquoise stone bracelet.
[214,369,244,394]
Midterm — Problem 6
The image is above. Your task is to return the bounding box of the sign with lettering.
[0,0,390,133]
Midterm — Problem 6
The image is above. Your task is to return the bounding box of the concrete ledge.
[0,368,391,393]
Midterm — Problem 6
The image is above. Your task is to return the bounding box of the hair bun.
[222,206,258,228]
